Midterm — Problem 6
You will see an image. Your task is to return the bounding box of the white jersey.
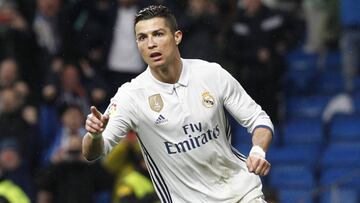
[102,59,274,203]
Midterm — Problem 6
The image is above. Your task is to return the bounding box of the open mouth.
[150,52,162,59]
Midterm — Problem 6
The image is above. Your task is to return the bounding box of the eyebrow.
[136,28,166,37]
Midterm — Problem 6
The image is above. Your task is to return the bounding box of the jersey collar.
[147,58,189,94]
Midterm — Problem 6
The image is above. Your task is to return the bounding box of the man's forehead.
[135,17,170,34]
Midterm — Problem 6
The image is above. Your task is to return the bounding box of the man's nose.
[147,36,156,49]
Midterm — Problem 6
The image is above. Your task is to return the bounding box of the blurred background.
[0,0,359,202]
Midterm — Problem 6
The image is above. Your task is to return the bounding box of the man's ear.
[174,30,183,45]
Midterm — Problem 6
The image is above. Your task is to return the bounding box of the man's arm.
[218,65,273,175]
[252,127,272,152]
[82,132,105,161]
[82,106,109,161]
[246,127,273,176]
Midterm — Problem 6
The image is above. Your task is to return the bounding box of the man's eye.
[155,32,163,37]
[137,36,146,41]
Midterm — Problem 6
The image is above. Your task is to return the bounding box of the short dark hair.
[135,5,178,32]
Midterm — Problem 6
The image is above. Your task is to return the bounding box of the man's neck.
[151,56,182,84]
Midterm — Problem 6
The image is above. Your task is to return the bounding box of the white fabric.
[108,6,144,73]
[249,146,266,159]
[33,14,60,54]
[102,59,274,203]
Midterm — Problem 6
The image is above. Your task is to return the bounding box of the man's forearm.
[82,132,105,161]
[251,127,273,152]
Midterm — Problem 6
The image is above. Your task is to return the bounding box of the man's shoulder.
[184,58,222,72]
[119,71,148,90]
[113,71,149,99]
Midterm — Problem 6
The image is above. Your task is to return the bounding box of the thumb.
[90,106,102,119]
[101,114,109,127]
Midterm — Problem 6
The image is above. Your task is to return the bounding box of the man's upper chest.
[137,81,221,132]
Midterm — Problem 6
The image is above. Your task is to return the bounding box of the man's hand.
[85,106,109,137]
[246,146,271,176]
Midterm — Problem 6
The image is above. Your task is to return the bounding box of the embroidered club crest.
[202,91,215,108]
[108,103,117,117]
[148,94,164,112]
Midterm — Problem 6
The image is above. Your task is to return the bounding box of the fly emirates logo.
[164,122,220,154]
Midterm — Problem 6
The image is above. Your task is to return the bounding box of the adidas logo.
[155,114,168,125]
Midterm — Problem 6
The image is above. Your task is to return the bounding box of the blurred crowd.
[0,0,358,202]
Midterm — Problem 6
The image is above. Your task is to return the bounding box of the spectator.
[0,138,34,202]
[42,62,90,114]
[41,56,64,105]
[340,0,360,93]
[57,63,90,113]
[104,0,146,95]
[0,58,29,101]
[36,135,113,203]
[178,0,221,62]
[226,0,302,124]
[0,1,40,100]
[0,58,41,170]
[0,88,29,152]
[32,0,65,82]
[0,147,30,203]
[62,0,114,63]
[41,104,86,166]
[103,132,159,203]
[0,0,31,58]
[303,0,340,53]
[32,0,62,57]
[79,59,109,112]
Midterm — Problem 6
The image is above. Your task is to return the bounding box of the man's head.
[134,5,182,71]
[61,105,84,133]
[243,0,262,14]
[0,139,21,171]
[0,88,23,113]
[118,0,137,7]
[37,0,61,17]
[135,5,178,33]
[0,58,18,88]
[61,63,81,90]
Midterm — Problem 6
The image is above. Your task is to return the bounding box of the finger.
[86,119,102,132]
[250,156,260,172]
[261,162,271,176]
[87,114,103,127]
[263,164,271,176]
[246,157,253,172]
[101,114,110,127]
[90,106,102,119]
[259,163,268,176]
[85,124,100,134]
[255,159,266,175]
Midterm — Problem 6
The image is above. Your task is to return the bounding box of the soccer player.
[83,5,273,203]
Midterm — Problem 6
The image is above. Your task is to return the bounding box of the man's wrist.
[88,132,102,140]
[249,145,266,159]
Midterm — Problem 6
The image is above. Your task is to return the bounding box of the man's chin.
[149,60,166,68]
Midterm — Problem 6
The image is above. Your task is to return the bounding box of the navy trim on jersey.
[252,125,274,136]
[137,137,173,203]
[225,118,247,162]
[144,154,168,203]
[139,142,171,203]
[139,144,170,203]
[231,146,247,162]
[225,118,232,141]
